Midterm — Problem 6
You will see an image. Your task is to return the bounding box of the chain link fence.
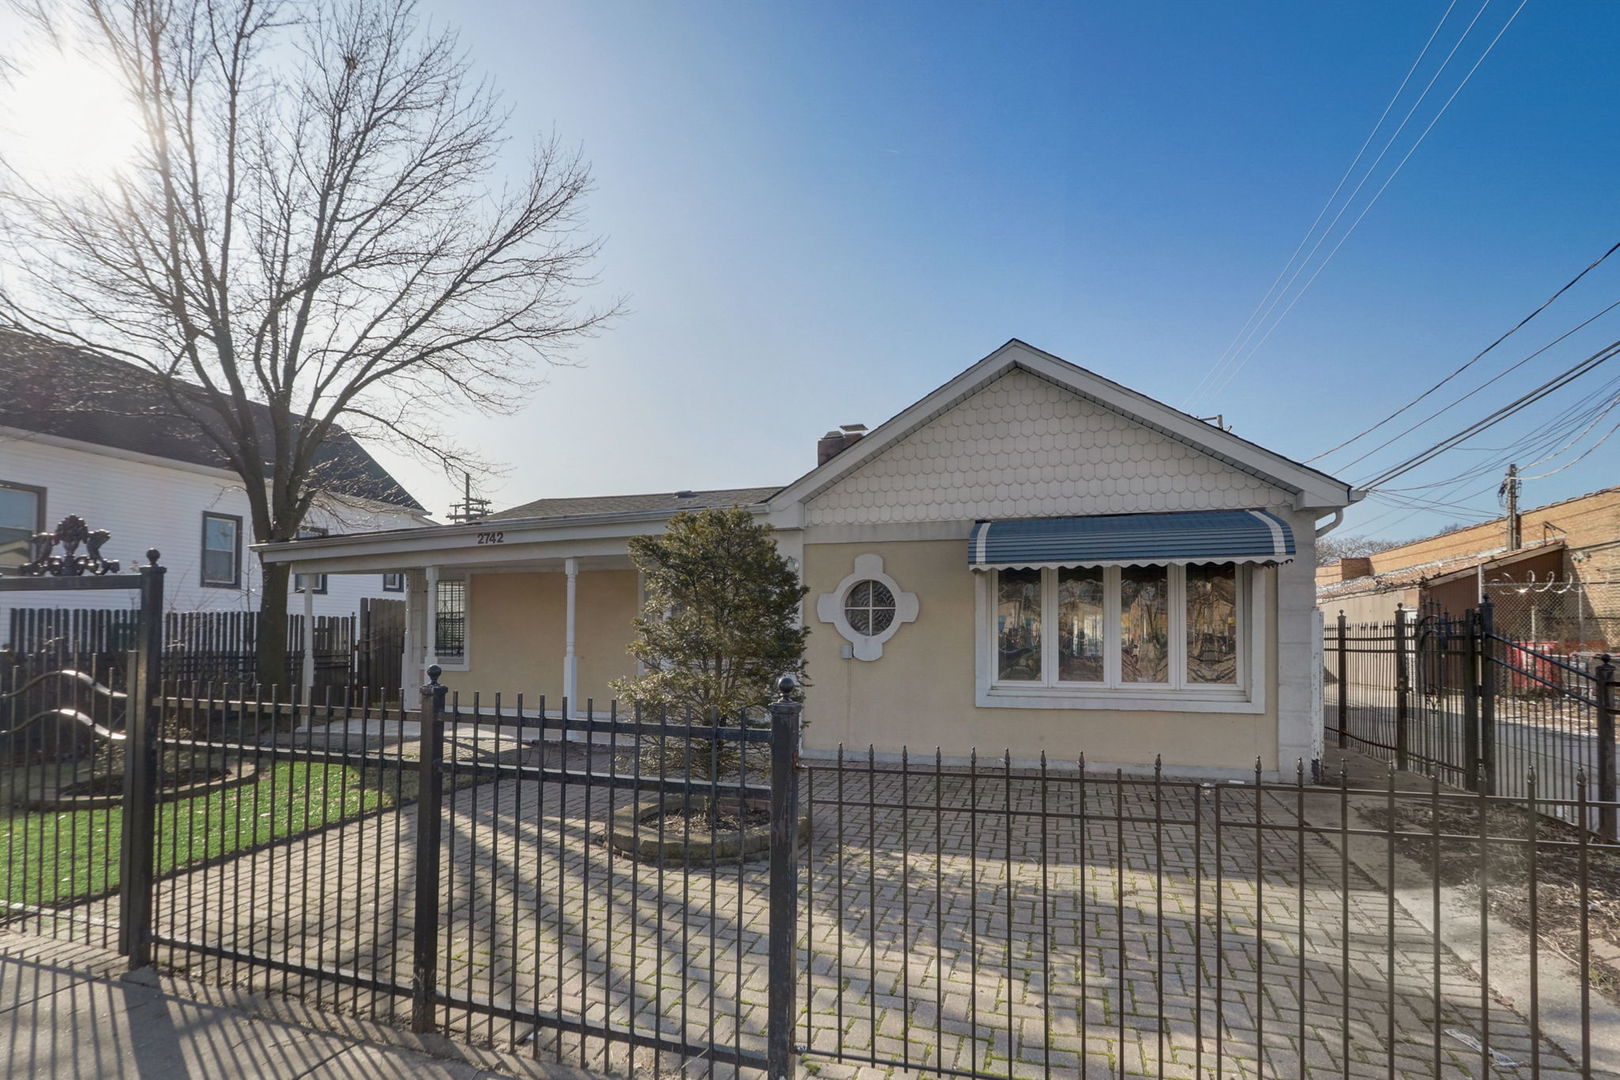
[1481,577,1620,661]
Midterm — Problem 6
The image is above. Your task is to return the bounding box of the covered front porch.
[257,517,656,714]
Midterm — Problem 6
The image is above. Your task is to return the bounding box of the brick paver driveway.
[124,739,1599,1079]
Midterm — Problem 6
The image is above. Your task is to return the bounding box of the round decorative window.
[816,553,918,661]
[844,579,896,637]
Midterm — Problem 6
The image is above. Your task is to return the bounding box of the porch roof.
[254,489,777,574]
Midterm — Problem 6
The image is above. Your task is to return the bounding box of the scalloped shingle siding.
[805,369,1287,525]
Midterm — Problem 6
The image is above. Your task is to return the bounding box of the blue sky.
[27,1,1620,540]
[382,0,1620,540]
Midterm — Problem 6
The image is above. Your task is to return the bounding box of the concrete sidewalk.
[0,932,602,1079]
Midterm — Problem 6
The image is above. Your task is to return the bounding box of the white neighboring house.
[0,331,432,630]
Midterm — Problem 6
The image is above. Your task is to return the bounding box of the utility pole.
[1503,464,1521,550]
[447,472,491,524]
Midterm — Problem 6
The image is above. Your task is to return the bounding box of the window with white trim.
[435,579,467,662]
[200,512,242,588]
[985,562,1248,699]
[0,481,45,568]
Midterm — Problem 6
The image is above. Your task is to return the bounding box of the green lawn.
[1,760,414,908]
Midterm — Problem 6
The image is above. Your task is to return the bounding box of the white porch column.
[401,568,420,698]
[563,557,579,715]
[425,565,440,669]
[300,580,315,697]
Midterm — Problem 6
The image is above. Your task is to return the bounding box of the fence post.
[1336,611,1348,749]
[118,551,165,968]
[1477,598,1497,796]
[1393,604,1410,772]
[1463,610,1481,793]
[1598,655,1617,841]
[410,666,448,1033]
[767,675,803,1080]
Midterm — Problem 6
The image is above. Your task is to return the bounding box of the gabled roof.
[0,330,426,512]
[769,339,1358,514]
[489,485,781,523]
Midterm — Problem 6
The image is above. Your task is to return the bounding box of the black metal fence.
[0,655,129,949]
[5,604,402,696]
[1327,600,1619,834]
[136,679,797,1077]
[5,672,1620,1078]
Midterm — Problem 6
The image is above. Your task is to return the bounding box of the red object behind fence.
[1506,640,1563,692]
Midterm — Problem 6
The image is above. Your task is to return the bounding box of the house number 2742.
[476,531,505,545]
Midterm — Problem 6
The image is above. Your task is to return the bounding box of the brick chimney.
[1338,556,1374,581]
[817,423,868,466]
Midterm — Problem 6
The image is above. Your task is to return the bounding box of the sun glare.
[1,44,143,187]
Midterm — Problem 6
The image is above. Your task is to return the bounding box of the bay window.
[983,561,1259,708]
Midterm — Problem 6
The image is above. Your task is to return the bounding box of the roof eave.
[770,339,1356,514]
[255,500,773,563]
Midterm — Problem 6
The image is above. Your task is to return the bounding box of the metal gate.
[357,596,405,700]
[139,676,803,1078]
[0,518,165,960]
[1328,599,1618,831]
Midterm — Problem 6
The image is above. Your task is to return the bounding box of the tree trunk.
[258,558,290,687]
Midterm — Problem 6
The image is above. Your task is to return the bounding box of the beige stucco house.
[259,340,1358,777]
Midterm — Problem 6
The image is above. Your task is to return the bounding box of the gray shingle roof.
[489,485,782,523]
[0,330,425,512]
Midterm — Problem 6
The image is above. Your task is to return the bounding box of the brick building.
[1316,486,1620,651]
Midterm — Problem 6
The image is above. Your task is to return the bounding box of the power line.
[1194,0,1494,400]
[1183,0,1464,406]
[1349,477,1504,534]
[1333,294,1620,473]
[1360,338,1620,489]
[1372,369,1620,492]
[1201,0,1528,401]
[1353,396,1620,536]
[1518,413,1620,480]
[1367,487,1501,515]
[1309,238,1620,464]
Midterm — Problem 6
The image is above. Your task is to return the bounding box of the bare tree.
[0,0,613,680]
[1315,533,1414,566]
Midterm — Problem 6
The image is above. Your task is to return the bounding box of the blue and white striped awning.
[968,510,1294,569]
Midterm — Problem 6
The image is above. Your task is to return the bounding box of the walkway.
[0,931,603,1079]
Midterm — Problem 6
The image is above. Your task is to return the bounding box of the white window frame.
[432,575,470,670]
[199,511,242,589]
[974,563,1269,714]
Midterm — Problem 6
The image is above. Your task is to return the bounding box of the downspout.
[1309,505,1347,784]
